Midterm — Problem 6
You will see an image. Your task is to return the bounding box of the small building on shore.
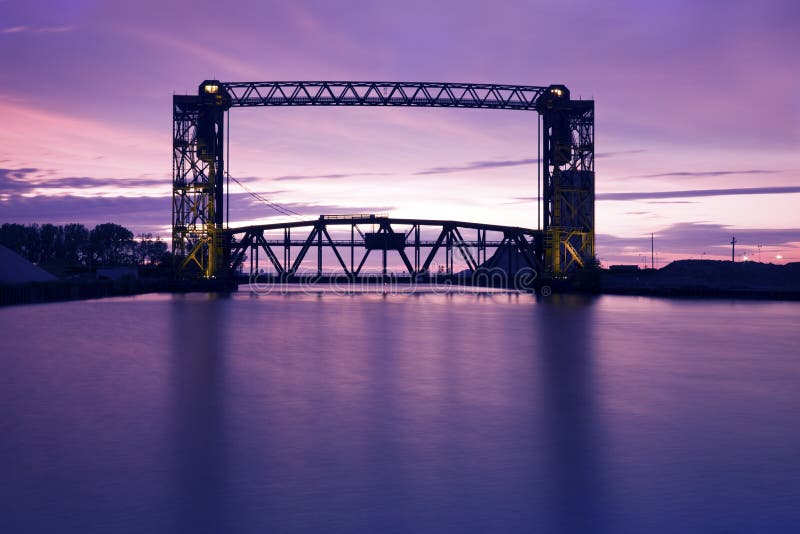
[95,266,139,281]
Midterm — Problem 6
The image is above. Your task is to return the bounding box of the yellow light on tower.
[204,84,219,94]
[551,87,563,97]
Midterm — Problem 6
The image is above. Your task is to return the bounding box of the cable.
[537,113,541,230]
[226,110,230,229]
[224,111,303,222]
[228,174,305,220]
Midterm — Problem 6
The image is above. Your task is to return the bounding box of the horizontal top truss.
[221,81,549,111]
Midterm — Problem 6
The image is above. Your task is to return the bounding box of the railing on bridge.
[319,213,389,220]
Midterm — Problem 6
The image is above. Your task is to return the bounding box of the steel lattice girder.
[541,99,595,273]
[172,96,210,274]
[228,217,543,280]
[221,81,549,110]
[172,92,227,277]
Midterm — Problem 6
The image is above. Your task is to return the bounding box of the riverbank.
[3,260,799,306]
[0,278,238,307]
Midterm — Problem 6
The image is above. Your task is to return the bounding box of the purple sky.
[1,0,798,266]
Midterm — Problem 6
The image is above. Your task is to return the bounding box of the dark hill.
[601,259,800,298]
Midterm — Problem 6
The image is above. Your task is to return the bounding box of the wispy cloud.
[596,186,800,201]
[273,172,391,182]
[644,200,698,204]
[131,30,263,80]
[1,25,76,34]
[598,149,648,158]
[598,222,800,254]
[624,169,783,179]
[0,168,166,196]
[414,158,538,176]
[412,150,644,176]
[0,192,393,235]
[509,186,800,204]
[233,150,648,184]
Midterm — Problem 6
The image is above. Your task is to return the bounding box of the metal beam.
[321,227,350,275]
[289,228,318,275]
[256,234,284,275]
[222,81,548,111]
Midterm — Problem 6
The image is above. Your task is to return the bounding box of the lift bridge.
[172,80,594,284]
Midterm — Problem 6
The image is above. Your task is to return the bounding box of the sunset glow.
[2,0,798,265]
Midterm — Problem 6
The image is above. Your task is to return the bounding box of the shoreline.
[3,277,800,307]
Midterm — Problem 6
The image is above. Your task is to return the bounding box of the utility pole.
[651,233,654,269]
[731,236,737,262]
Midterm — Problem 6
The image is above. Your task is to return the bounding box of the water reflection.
[170,295,229,533]
[538,295,611,532]
[1,293,798,533]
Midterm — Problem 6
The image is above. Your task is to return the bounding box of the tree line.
[0,223,171,267]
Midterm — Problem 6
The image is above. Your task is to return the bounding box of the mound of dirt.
[0,244,57,284]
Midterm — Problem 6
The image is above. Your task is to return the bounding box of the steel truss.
[228,216,543,284]
[541,94,595,273]
[222,81,547,110]
[172,92,227,277]
[172,81,594,279]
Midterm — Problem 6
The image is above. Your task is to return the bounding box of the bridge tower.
[537,86,595,274]
[172,80,231,278]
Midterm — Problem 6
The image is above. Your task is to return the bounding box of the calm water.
[1,290,798,533]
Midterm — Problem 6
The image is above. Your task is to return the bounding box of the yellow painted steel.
[563,238,585,269]
[206,164,217,278]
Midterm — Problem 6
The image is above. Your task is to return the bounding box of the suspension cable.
[537,113,541,230]
[226,110,230,229]
[228,174,305,220]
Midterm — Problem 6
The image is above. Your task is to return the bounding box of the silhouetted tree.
[39,224,62,263]
[0,223,43,261]
[90,223,134,265]
[1,222,171,268]
[63,223,89,264]
[0,223,29,257]
[135,233,169,265]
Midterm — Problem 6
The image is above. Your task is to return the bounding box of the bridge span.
[172,80,595,282]
[228,214,543,281]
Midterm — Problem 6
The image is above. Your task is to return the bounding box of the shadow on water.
[537,294,612,533]
[169,294,230,534]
